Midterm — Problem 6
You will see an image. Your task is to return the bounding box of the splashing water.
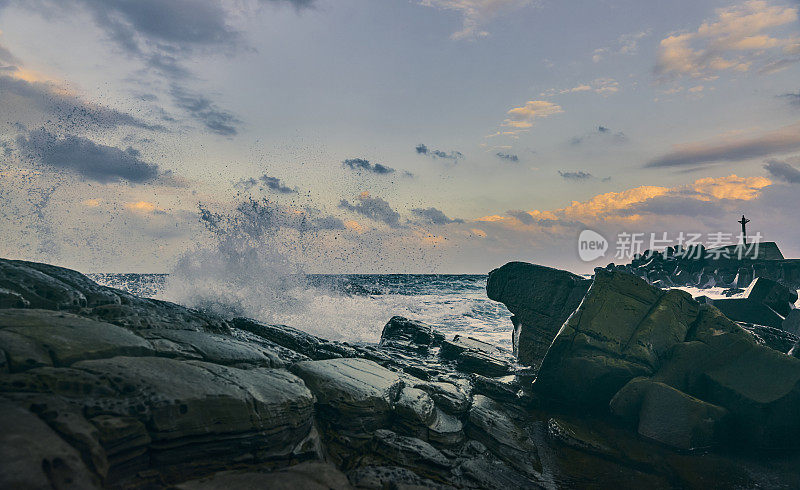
[163,199,315,326]
[158,198,485,343]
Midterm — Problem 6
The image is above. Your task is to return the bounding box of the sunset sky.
[1,0,799,273]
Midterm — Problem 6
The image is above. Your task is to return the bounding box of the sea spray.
[161,198,404,341]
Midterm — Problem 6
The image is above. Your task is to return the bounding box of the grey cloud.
[410,207,463,225]
[415,143,462,162]
[342,158,396,175]
[570,125,627,146]
[764,159,800,183]
[146,53,192,79]
[646,123,800,169]
[11,0,315,55]
[495,152,519,162]
[16,128,160,184]
[234,174,298,194]
[759,58,800,75]
[558,170,593,180]
[506,210,535,225]
[0,75,165,132]
[169,85,240,136]
[1,1,311,136]
[260,175,297,194]
[234,177,259,190]
[780,91,800,106]
[339,194,402,228]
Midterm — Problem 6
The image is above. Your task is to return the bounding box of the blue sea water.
[88,273,515,349]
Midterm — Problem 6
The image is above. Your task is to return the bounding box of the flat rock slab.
[141,329,284,367]
[0,309,153,370]
[290,357,403,432]
[74,356,314,446]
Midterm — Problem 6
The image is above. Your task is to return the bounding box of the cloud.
[339,192,402,228]
[646,122,800,169]
[780,91,800,106]
[570,125,628,146]
[235,174,298,194]
[654,1,800,81]
[15,128,161,184]
[558,170,594,181]
[619,195,727,218]
[0,74,165,132]
[418,0,534,40]
[506,209,535,225]
[540,78,620,97]
[8,0,314,56]
[125,201,166,215]
[260,175,297,194]
[495,152,519,162]
[169,85,240,136]
[415,143,463,162]
[477,175,770,233]
[691,174,771,200]
[593,30,651,62]
[342,158,396,175]
[764,158,800,183]
[502,100,563,129]
[0,0,314,136]
[411,207,463,225]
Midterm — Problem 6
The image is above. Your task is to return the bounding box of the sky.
[0,0,799,274]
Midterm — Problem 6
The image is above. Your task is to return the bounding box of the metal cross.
[738,215,750,244]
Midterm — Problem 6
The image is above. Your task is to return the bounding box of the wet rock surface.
[2,257,800,488]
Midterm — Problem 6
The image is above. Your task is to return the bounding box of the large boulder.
[533,267,800,447]
[534,270,698,406]
[487,262,590,367]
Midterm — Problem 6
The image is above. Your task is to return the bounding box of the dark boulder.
[703,277,796,329]
[487,262,590,367]
[612,378,729,450]
[534,270,697,406]
[745,277,798,317]
[379,316,445,352]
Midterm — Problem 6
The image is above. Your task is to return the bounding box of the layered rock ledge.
[2,258,800,488]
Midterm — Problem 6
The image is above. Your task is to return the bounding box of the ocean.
[88,273,517,349]
[89,271,772,352]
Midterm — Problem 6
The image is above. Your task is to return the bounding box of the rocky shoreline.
[1,257,800,488]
